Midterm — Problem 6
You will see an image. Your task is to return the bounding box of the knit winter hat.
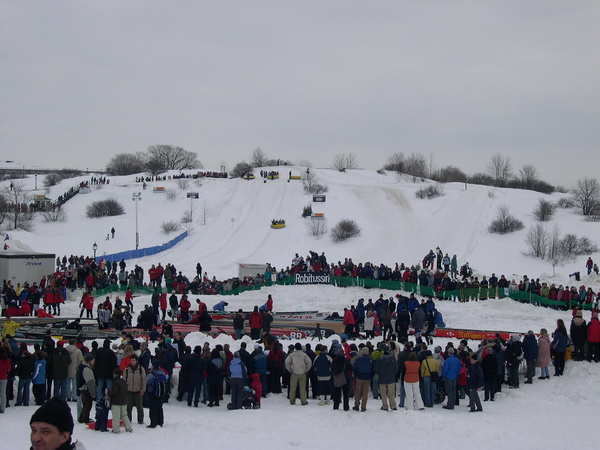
[30,396,74,434]
[84,353,95,363]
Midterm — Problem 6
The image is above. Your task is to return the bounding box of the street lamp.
[132,192,142,249]
[93,242,97,259]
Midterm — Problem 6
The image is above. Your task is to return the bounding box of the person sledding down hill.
[271,219,286,228]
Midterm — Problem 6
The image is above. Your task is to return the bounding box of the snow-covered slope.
[3,167,599,289]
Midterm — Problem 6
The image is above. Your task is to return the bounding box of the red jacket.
[20,302,31,316]
[43,290,55,305]
[36,308,53,318]
[248,311,263,329]
[159,293,167,310]
[0,358,12,380]
[81,293,94,310]
[180,298,191,313]
[343,309,355,325]
[587,318,600,343]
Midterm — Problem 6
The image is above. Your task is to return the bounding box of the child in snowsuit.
[250,373,262,407]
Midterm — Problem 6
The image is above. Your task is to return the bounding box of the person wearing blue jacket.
[442,347,461,410]
[552,319,569,376]
[352,347,374,411]
[251,345,268,398]
[32,351,47,405]
[213,301,228,311]
[227,352,247,410]
[522,331,538,384]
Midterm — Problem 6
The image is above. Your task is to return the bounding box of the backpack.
[153,370,168,398]
[76,364,86,391]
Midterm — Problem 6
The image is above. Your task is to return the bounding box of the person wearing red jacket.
[179,295,191,322]
[20,300,31,316]
[148,265,158,287]
[79,292,94,319]
[85,273,94,291]
[586,311,600,362]
[248,306,263,340]
[343,307,355,337]
[43,288,55,314]
[0,346,13,413]
[159,293,167,321]
[267,342,284,394]
[125,288,134,313]
[155,263,164,287]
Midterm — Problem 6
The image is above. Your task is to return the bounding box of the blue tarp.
[96,231,187,264]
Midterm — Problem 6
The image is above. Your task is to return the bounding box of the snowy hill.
[4,167,598,289]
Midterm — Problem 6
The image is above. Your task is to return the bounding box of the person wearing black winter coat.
[505,335,523,388]
[481,350,498,401]
[94,339,117,401]
[466,355,484,412]
[15,351,35,406]
[395,308,410,343]
[187,347,207,407]
[570,312,587,361]
[331,351,351,411]
[522,332,538,384]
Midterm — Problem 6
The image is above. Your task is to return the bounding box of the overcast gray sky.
[1,1,599,183]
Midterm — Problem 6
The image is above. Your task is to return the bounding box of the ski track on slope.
[146,177,299,275]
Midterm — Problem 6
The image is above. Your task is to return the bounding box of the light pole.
[93,242,97,259]
[132,192,142,249]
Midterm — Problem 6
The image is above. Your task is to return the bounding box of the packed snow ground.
[2,168,599,449]
[5,285,600,450]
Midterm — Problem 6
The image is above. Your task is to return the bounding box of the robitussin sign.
[294,271,331,285]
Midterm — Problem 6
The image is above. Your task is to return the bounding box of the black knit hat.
[30,396,74,434]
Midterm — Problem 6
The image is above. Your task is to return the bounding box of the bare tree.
[106,152,147,175]
[433,165,467,183]
[199,198,212,226]
[572,177,600,216]
[0,192,9,227]
[177,179,190,191]
[306,218,328,237]
[487,153,513,187]
[146,145,202,174]
[533,198,556,221]
[383,152,405,173]
[295,158,312,168]
[525,224,548,258]
[404,152,428,178]
[488,204,524,234]
[332,153,358,172]
[250,147,268,168]
[232,161,253,178]
[303,171,328,194]
[331,219,361,242]
[1,180,33,230]
[547,225,562,263]
[519,164,538,190]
